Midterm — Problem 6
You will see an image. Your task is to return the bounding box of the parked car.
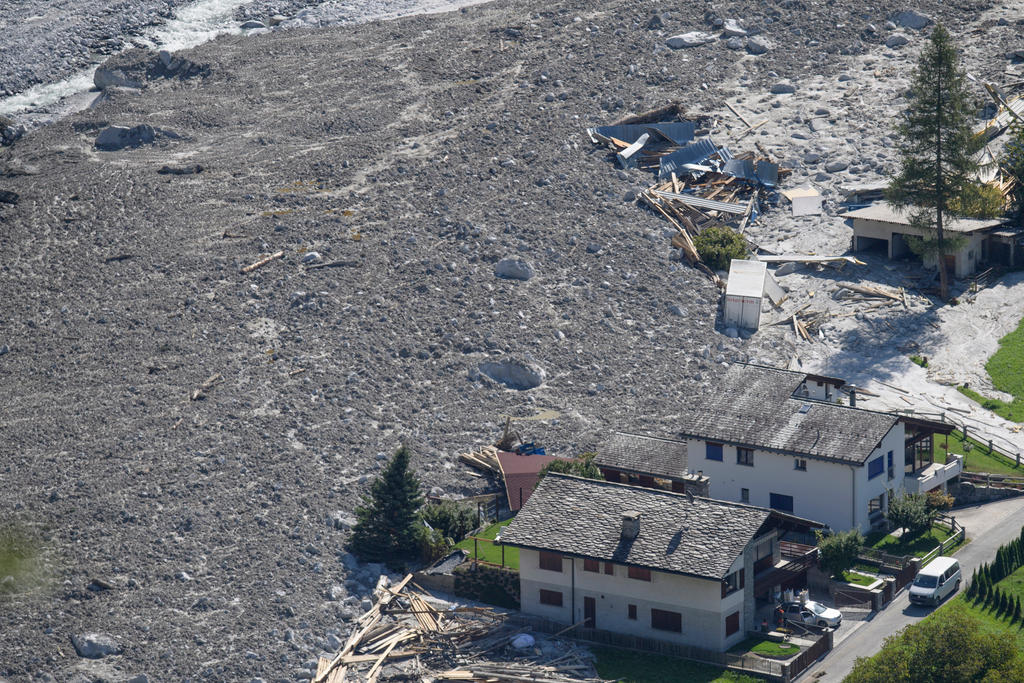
[780,600,843,628]
[909,556,961,606]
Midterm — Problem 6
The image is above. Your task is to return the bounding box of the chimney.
[621,511,641,541]
[849,389,857,408]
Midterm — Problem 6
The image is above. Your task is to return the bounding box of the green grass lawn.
[841,570,878,586]
[865,524,956,558]
[935,430,1023,476]
[455,520,518,570]
[593,646,759,683]
[988,317,1024,399]
[728,636,803,659]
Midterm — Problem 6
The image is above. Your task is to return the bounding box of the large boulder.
[93,48,209,91]
[885,33,910,48]
[746,36,772,55]
[494,258,535,281]
[478,359,545,390]
[892,10,932,30]
[666,31,716,49]
[71,633,122,659]
[95,125,156,151]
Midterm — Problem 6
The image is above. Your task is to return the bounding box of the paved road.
[801,496,1024,682]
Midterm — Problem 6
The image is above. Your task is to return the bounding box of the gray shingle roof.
[594,432,689,480]
[841,201,1005,233]
[499,473,770,580]
[677,364,897,465]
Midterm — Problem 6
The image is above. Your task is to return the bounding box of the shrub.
[693,225,748,272]
[537,452,603,485]
[420,500,478,543]
[887,492,932,536]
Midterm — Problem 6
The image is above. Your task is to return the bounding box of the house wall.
[518,548,748,651]
[688,421,905,532]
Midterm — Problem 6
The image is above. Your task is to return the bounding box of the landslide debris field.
[0,0,1017,679]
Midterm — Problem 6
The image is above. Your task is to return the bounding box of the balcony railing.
[904,454,963,494]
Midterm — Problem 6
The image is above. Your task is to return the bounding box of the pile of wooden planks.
[459,445,501,474]
[315,574,605,683]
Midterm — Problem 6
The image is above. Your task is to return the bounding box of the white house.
[672,364,959,532]
[842,201,1010,277]
[500,474,822,652]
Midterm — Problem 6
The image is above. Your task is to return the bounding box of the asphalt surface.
[802,495,1024,682]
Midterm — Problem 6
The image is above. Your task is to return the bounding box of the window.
[539,589,563,607]
[740,488,750,503]
[628,566,652,581]
[868,456,884,479]
[627,473,640,484]
[706,442,723,461]
[725,611,740,637]
[604,562,614,575]
[583,558,600,573]
[539,551,563,572]
[722,569,745,597]
[651,608,682,633]
[769,493,794,513]
[868,494,884,515]
[794,458,807,471]
[628,604,637,620]
[887,450,894,480]
[737,448,754,467]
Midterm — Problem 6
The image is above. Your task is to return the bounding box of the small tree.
[536,452,604,485]
[887,492,932,537]
[886,24,984,301]
[348,445,424,567]
[925,489,954,514]
[1005,122,1024,219]
[816,529,864,579]
[692,225,748,272]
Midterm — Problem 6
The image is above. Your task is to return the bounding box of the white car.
[781,600,843,629]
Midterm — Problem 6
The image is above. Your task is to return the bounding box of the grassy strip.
[959,565,1024,649]
[956,385,1024,423]
[841,570,878,586]
[935,431,1023,476]
[910,354,929,368]
[455,520,518,569]
[987,316,1024,399]
[728,636,802,658]
[593,646,760,683]
[865,525,955,558]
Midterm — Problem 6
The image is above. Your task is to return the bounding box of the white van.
[909,556,961,606]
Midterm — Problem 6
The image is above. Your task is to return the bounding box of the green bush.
[420,500,478,543]
[887,493,932,536]
[693,225,748,272]
[537,452,603,485]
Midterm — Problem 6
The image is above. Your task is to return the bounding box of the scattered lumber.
[190,373,222,401]
[836,283,902,301]
[316,574,601,682]
[241,250,284,274]
[459,445,501,474]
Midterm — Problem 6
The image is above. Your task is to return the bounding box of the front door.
[584,596,596,628]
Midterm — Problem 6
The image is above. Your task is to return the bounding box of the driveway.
[800,495,1024,682]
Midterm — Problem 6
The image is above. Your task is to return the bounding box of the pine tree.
[348,445,424,567]
[886,24,984,301]
[1000,591,1010,616]
[966,568,978,600]
[1015,596,1022,624]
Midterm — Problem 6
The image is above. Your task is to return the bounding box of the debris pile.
[587,108,790,285]
[314,575,603,682]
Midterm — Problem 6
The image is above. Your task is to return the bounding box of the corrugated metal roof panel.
[652,189,749,214]
[658,139,720,178]
[756,161,779,187]
[591,122,696,146]
[723,158,756,180]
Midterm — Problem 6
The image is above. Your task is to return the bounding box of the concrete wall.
[853,218,987,277]
[688,421,905,532]
[518,548,748,651]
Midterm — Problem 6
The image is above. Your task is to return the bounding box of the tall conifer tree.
[348,445,424,566]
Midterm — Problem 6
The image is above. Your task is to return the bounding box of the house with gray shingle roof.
[594,432,709,497]
[673,363,957,532]
[500,473,822,652]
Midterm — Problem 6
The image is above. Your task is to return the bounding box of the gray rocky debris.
[725,36,746,50]
[240,20,267,29]
[71,633,122,659]
[885,33,910,48]
[824,160,849,173]
[722,19,747,37]
[770,82,797,94]
[746,36,771,54]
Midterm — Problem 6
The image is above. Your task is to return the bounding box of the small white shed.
[723,259,785,331]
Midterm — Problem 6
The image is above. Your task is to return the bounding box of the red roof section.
[496,450,567,512]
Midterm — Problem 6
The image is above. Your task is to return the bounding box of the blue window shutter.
[868,456,884,479]
[706,442,723,461]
